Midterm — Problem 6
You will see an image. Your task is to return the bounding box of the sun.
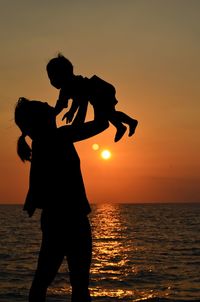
[92,144,112,160]
[101,149,112,160]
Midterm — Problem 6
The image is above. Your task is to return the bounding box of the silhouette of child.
[46,54,138,142]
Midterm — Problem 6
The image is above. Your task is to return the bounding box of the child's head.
[46,54,74,89]
[15,97,55,161]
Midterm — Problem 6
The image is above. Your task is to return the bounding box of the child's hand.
[62,111,74,124]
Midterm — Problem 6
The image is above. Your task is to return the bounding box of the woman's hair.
[15,97,55,162]
[46,53,74,76]
[15,97,32,162]
[17,135,32,162]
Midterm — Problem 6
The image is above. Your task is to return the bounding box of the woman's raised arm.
[59,119,109,142]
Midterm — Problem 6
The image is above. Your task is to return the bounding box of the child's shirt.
[89,75,118,109]
[59,75,118,112]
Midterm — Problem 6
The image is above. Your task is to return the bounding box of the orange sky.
[0,0,200,204]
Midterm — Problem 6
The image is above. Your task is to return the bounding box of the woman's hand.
[62,111,74,124]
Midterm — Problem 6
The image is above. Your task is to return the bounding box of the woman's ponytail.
[17,134,32,162]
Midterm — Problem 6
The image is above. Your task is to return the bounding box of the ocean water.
[0,203,200,302]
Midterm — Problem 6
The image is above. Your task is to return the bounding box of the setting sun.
[101,150,112,160]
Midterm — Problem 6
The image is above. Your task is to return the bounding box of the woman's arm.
[59,119,109,142]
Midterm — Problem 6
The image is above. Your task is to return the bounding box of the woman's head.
[15,97,55,162]
[46,54,74,89]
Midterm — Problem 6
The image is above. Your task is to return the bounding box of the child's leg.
[92,105,128,142]
[108,113,127,142]
[114,111,138,137]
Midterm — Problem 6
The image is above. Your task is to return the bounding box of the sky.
[0,0,199,204]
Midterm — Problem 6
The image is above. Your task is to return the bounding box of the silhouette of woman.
[14,97,109,302]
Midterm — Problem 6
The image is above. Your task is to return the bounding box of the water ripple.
[0,203,200,301]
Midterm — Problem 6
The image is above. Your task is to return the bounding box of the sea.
[0,203,200,302]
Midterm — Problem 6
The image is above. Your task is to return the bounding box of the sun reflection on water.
[88,203,171,301]
[91,204,128,261]
[90,204,135,299]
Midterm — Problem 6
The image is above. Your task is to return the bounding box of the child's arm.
[62,98,79,123]
[62,96,89,125]
[54,89,70,115]
[54,98,69,115]
[71,99,88,125]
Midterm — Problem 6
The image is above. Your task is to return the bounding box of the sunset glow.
[0,1,200,204]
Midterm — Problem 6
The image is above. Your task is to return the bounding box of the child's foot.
[129,119,138,137]
[114,125,127,142]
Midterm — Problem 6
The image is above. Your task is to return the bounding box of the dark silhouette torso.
[25,127,91,216]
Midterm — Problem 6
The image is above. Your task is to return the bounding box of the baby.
[47,54,138,142]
